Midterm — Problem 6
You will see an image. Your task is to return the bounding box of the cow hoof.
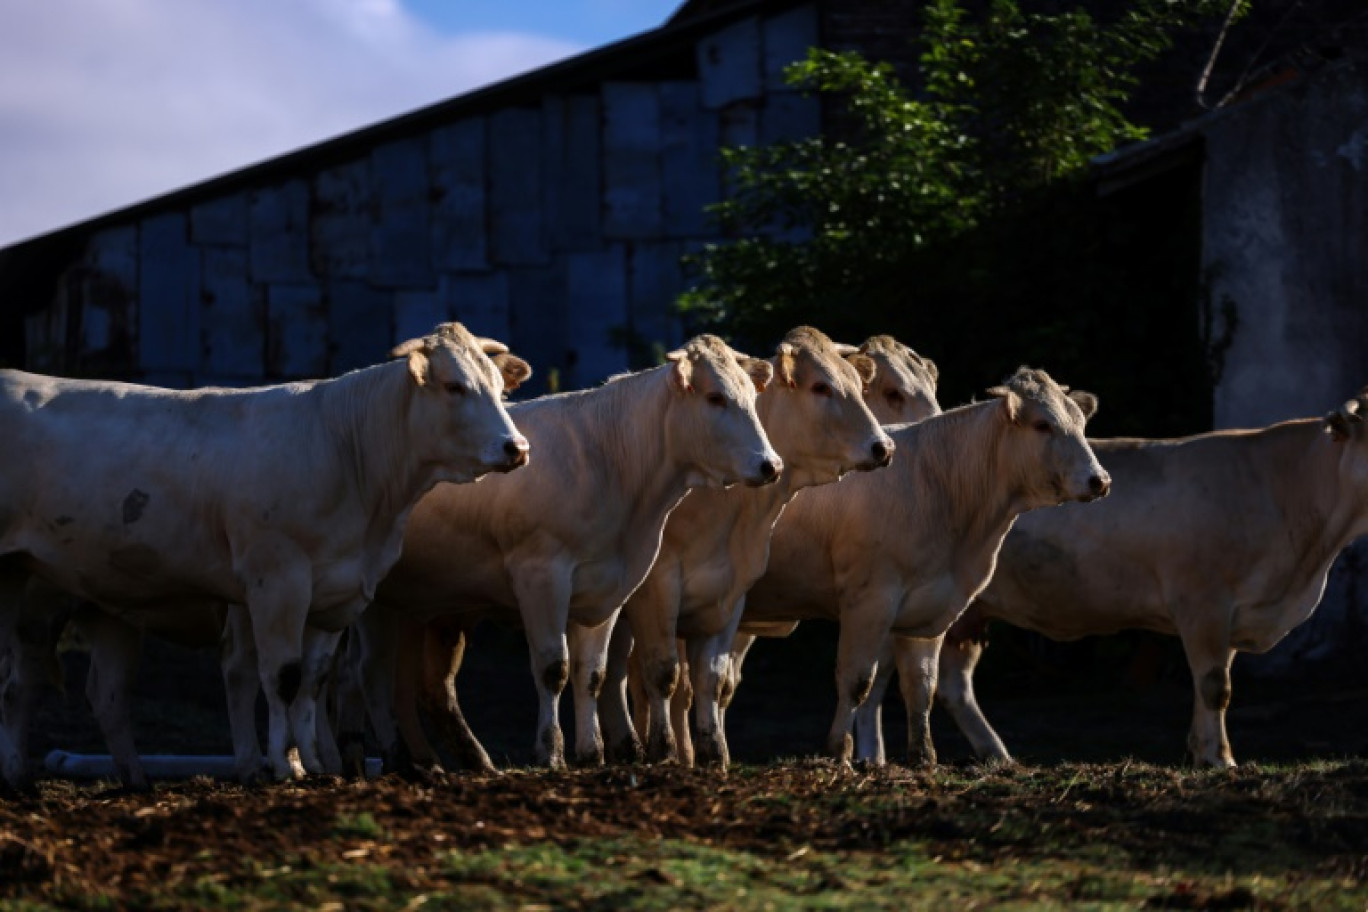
[607,737,646,765]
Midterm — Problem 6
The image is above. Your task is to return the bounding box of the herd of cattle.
[0,319,1362,794]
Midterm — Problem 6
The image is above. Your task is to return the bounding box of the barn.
[0,0,928,396]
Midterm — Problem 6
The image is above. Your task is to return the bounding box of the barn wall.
[21,3,821,396]
[1201,58,1368,678]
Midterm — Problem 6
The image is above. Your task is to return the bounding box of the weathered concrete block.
[190,194,249,247]
[508,265,567,395]
[370,138,433,287]
[266,284,328,378]
[250,180,312,284]
[201,246,263,379]
[603,83,663,239]
[763,3,818,92]
[660,82,721,239]
[543,95,602,252]
[394,289,445,346]
[440,272,511,343]
[327,281,392,374]
[139,212,199,377]
[489,108,548,266]
[627,241,687,367]
[430,119,488,271]
[697,16,762,110]
[565,246,630,387]
[312,158,371,280]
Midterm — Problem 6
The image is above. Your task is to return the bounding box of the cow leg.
[719,632,759,733]
[622,581,682,764]
[1177,612,1237,767]
[628,646,651,744]
[687,599,748,769]
[853,635,894,765]
[512,561,573,769]
[599,618,644,763]
[0,573,67,792]
[350,603,406,772]
[301,626,344,775]
[893,634,942,769]
[241,550,315,780]
[419,617,494,772]
[671,640,695,766]
[568,614,618,766]
[76,608,148,791]
[221,605,266,783]
[936,632,1012,764]
[332,623,371,778]
[828,601,891,764]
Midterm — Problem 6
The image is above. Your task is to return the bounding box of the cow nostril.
[1089,474,1109,495]
[871,440,892,464]
[505,438,529,459]
[759,459,779,480]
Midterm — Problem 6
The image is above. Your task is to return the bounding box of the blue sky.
[0,0,683,246]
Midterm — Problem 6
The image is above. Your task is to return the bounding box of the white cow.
[602,333,942,769]
[591,328,898,769]
[338,334,782,770]
[862,390,1368,768]
[0,322,529,788]
[737,368,1109,763]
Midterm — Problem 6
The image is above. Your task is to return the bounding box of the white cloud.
[0,0,581,246]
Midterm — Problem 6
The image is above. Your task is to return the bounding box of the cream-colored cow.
[737,368,1108,763]
[863,390,1368,768]
[338,335,782,770]
[592,328,897,769]
[0,323,529,788]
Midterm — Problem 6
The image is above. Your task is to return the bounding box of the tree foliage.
[681,0,1241,419]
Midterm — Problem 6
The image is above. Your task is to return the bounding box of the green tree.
[681,0,1241,370]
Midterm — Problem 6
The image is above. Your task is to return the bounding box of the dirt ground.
[4,620,1368,907]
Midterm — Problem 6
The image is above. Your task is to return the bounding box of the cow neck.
[581,365,697,529]
[899,400,1023,565]
[752,386,810,502]
[317,361,432,568]
[1266,418,1364,577]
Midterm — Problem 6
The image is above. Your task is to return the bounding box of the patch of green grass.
[330,810,386,841]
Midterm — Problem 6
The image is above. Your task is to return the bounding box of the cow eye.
[705,392,727,408]
[812,382,832,397]
[445,381,466,396]
[1033,420,1052,434]
[884,389,905,405]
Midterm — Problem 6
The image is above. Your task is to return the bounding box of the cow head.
[759,326,894,486]
[1324,392,1367,443]
[856,335,942,424]
[989,367,1109,505]
[391,322,531,482]
[664,334,783,488]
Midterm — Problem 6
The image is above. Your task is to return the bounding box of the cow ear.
[775,343,797,388]
[478,336,510,356]
[492,352,532,393]
[1069,390,1099,420]
[738,356,774,393]
[666,348,693,393]
[405,350,431,386]
[391,335,428,359]
[846,353,877,386]
[988,385,1021,424]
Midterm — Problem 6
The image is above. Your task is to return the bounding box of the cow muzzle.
[495,435,531,472]
[1079,471,1110,501]
[745,456,784,487]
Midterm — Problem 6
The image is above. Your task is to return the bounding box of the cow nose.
[871,438,894,466]
[1088,473,1110,497]
[505,437,530,465]
[758,458,781,483]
